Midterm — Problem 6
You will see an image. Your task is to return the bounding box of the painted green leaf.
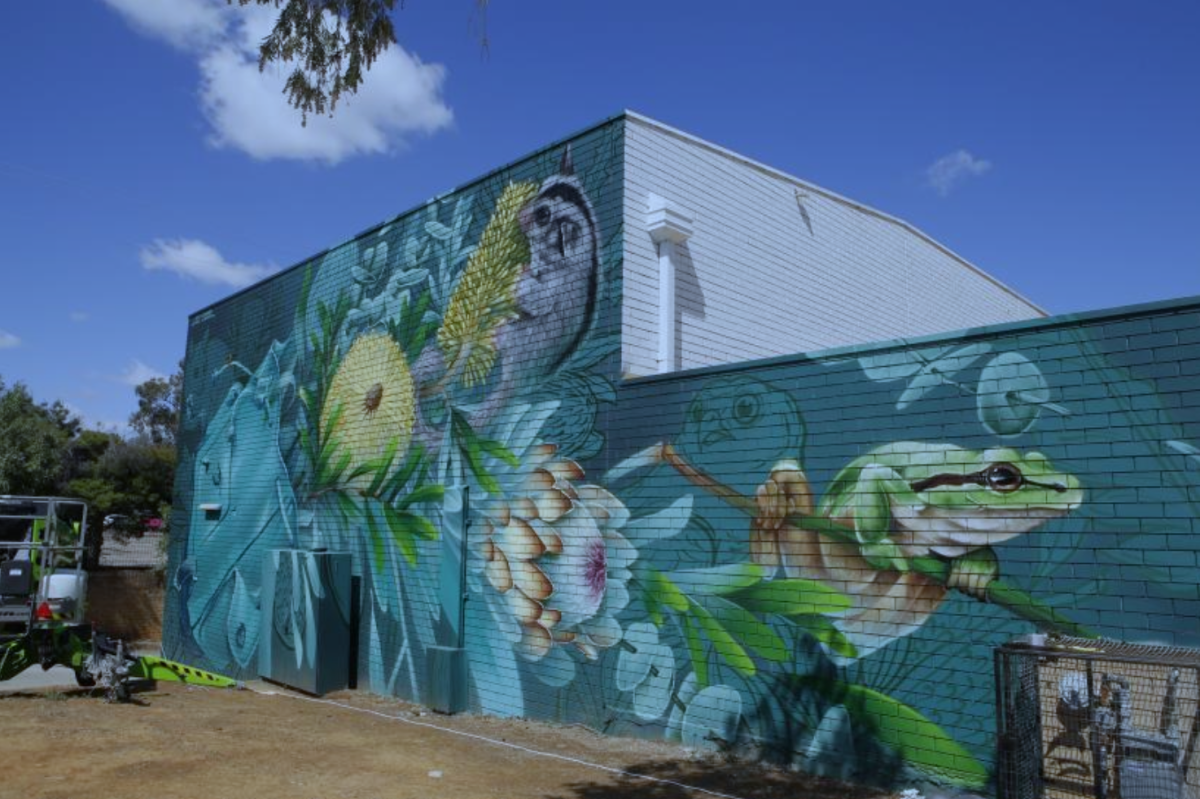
[690,599,755,677]
[364,505,387,572]
[478,437,520,467]
[645,570,688,613]
[364,437,400,497]
[398,484,445,510]
[393,508,438,541]
[681,613,708,688]
[334,490,360,524]
[452,411,501,494]
[315,403,345,474]
[382,443,426,502]
[727,579,852,617]
[668,563,764,596]
[702,596,787,662]
[789,615,857,660]
[645,587,664,627]
[380,505,422,565]
[797,677,987,788]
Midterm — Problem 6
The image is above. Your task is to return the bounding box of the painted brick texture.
[168,111,1200,793]
[167,119,626,700]
[607,300,1200,784]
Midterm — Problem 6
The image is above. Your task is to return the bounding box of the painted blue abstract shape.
[185,341,297,668]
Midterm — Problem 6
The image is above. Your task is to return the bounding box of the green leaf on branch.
[645,570,689,615]
[689,599,755,677]
[364,505,387,572]
[397,484,445,510]
[380,505,420,566]
[788,615,857,660]
[727,579,851,617]
[701,596,788,662]
[667,563,764,596]
[452,411,501,494]
[381,443,427,503]
[478,437,520,467]
[363,437,400,497]
[681,614,708,688]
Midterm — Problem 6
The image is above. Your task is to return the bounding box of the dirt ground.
[0,680,892,799]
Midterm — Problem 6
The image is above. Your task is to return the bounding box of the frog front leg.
[845,464,912,573]
[945,546,1000,601]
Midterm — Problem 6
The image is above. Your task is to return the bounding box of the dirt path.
[0,682,889,799]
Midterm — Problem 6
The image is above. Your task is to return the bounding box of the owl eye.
[534,206,552,227]
[733,395,760,423]
[985,462,1023,492]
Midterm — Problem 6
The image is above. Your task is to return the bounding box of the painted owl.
[500,147,600,392]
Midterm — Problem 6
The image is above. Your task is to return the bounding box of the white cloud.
[70,311,89,323]
[101,0,225,51]
[120,359,166,388]
[102,0,453,164]
[140,238,278,287]
[926,149,993,196]
[0,330,19,349]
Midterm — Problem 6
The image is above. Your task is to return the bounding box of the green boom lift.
[0,496,238,700]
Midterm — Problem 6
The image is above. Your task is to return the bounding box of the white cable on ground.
[246,685,752,799]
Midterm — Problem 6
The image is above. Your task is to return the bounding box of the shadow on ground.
[543,757,890,799]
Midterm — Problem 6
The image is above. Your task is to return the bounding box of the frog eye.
[733,395,760,424]
[985,462,1023,493]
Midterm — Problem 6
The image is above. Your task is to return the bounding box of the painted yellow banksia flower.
[320,333,415,488]
[438,181,539,387]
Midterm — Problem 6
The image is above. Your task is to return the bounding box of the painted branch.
[657,442,1097,639]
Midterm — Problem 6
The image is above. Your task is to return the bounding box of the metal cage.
[996,636,1200,799]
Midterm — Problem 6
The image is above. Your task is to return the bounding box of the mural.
[167,117,1200,793]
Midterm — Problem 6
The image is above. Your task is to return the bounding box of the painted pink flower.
[481,442,634,661]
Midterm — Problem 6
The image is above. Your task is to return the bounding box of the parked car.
[102,513,162,533]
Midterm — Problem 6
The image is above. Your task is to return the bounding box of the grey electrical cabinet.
[259,548,352,696]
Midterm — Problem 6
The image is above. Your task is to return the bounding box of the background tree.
[236,0,488,122]
[129,362,182,446]
[0,375,79,495]
[0,368,181,566]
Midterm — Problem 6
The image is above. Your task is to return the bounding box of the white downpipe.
[646,194,693,374]
[657,238,677,373]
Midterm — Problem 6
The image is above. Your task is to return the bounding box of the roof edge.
[624,292,1200,387]
[622,109,1048,318]
[189,112,630,320]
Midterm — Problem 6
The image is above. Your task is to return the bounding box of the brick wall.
[168,110,1200,793]
[167,117,626,704]
[605,297,1200,786]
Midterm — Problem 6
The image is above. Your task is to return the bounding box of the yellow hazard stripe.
[130,656,241,688]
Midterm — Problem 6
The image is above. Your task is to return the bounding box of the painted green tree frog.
[820,442,1084,573]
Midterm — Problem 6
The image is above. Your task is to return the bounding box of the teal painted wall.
[605,302,1200,787]
[166,116,626,700]
[168,113,1200,791]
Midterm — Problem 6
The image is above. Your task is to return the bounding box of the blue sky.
[1,1,1197,429]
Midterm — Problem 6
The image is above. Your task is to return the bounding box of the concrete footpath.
[0,665,79,693]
